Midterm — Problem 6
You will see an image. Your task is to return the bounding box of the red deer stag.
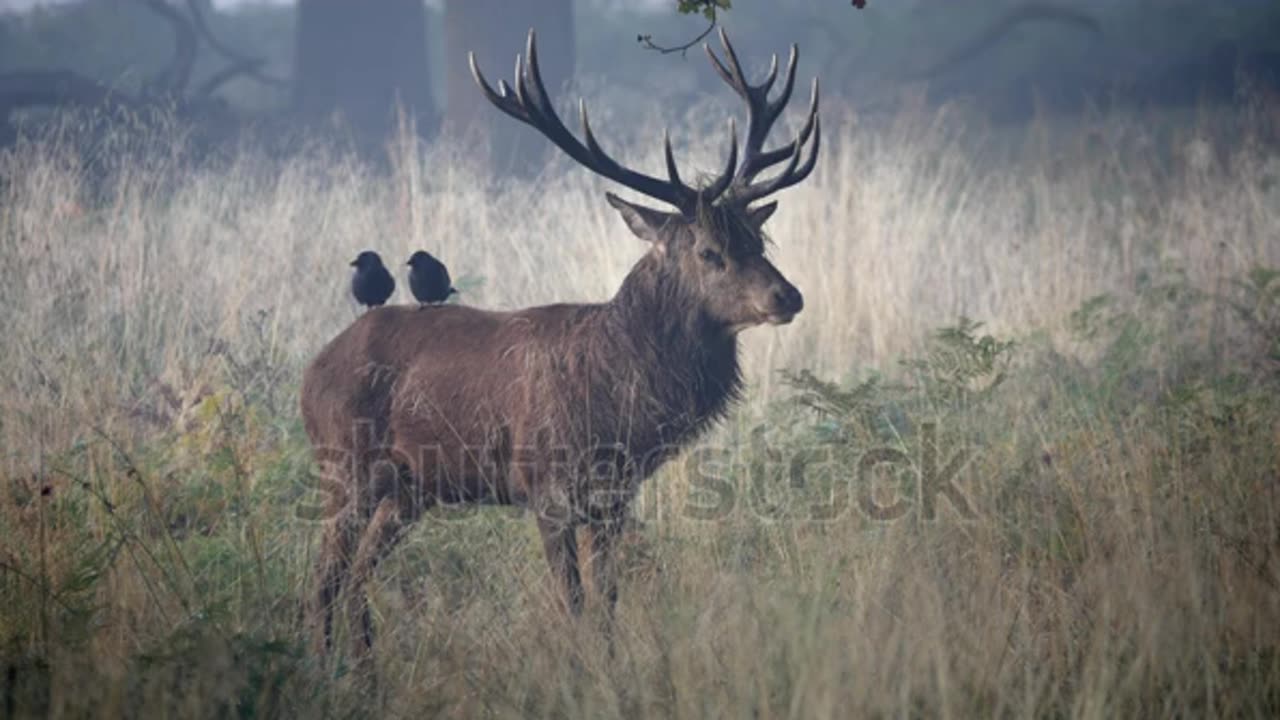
[302,28,820,656]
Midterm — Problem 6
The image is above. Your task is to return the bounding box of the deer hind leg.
[345,496,406,660]
[309,440,367,656]
[311,430,406,659]
[313,507,364,656]
[343,449,428,661]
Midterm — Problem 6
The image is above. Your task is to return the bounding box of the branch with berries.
[640,0,868,56]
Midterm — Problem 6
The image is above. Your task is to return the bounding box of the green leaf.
[676,0,730,18]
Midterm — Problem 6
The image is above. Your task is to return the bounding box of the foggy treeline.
[2,3,1280,718]
[0,0,1277,162]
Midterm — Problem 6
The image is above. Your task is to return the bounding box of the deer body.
[304,258,742,515]
[305,29,820,657]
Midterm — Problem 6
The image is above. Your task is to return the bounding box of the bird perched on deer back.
[350,250,395,309]
[406,250,458,307]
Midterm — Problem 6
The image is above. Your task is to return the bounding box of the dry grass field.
[1,98,1279,717]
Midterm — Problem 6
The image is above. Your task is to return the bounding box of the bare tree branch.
[135,0,198,97]
[0,70,134,113]
[195,57,271,99]
[183,0,288,92]
[638,8,718,57]
[0,0,288,127]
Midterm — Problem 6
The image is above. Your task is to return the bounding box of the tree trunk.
[294,0,438,147]
[443,0,575,175]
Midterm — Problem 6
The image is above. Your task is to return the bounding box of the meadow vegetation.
[1,98,1279,717]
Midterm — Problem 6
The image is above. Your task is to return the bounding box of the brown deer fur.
[302,30,818,657]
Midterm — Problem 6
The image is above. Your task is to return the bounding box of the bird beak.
[349,259,358,267]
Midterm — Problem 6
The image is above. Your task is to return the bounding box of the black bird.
[350,250,395,309]
[406,250,458,307]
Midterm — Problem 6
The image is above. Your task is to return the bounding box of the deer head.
[471,29,819,333]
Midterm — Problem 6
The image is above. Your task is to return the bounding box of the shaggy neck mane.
[598,251,743,446]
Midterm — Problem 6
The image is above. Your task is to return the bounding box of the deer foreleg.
[584,517,623,622]
[537,514,584,617]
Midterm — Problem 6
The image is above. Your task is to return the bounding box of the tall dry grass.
[0,99,1278,718]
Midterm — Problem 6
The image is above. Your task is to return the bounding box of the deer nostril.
[775,286,803,313]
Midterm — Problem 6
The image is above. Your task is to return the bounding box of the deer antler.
[704,28,821,206]
[471,29,738,213]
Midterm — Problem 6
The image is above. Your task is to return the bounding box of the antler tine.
[663,130,684,187]
[734,112,820,206]
[739,76,819,183]
[472,29,710,210]
[578,99,609,159]
[519,35,568,130]
[769,45,800,118]
[734,44,803,183]
[762,53,780,96]
[521,28,557,121]
[762,44,803,124]
[513,53,524,101]
[703,30,813,195]
[702,118,740,201]
[469,52,529,124]
[703,44,738,98]
[513,54,533,112]
[704,29,765,104]
[704,33,789,106]
[716,27,749,90]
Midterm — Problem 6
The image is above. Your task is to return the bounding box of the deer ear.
[747,201,778,227]
[606,192,673,245]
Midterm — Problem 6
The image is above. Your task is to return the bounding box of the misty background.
[1,0,1278,172]
[2,4,1280,717]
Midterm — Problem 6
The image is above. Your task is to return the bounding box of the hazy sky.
[0,0,279,9]
[0,0,670,12]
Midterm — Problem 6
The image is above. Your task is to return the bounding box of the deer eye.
[698,248,725,268]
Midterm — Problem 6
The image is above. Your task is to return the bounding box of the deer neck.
[603,254,743,437]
